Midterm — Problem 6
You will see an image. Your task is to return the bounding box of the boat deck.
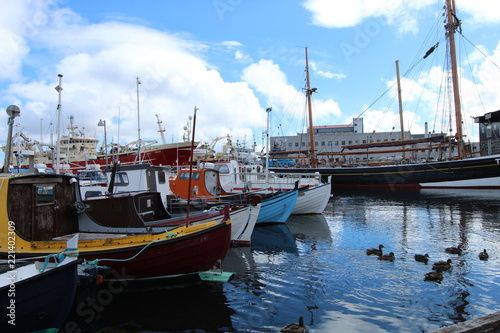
[52,232,133,241]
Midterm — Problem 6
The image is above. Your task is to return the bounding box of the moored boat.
[168,166,298,224]
[0,173,231,279]
[211,160,331,214]
[80,162,259,245]
[0,244,79,333]
[269,1,500,190]
[3,114,197,174]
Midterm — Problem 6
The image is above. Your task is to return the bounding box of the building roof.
[312,124,352,129]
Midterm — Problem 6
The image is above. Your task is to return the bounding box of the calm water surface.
[64,189,500,332]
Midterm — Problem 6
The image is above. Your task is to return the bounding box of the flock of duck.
[279,245,490,332]
[366,244,489,282]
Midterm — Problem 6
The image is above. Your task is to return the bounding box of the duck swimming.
[445,246,462,255]
[424,271,443,282]
[478,249,489,261]
[378,252,395,262]
[414,254,429,264]
[280,316,305,333]
[432,259,452,271]
[366,244,384,256]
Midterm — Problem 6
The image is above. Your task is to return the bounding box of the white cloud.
[0,0,60,81]
[221,40,243,47]
[302,0,500,35]
[302,0,442,34]
[458,0,500,24]
[310,62,345,80]
[0,2,267,152]
[234,50,253,63]
[241,59,341,135]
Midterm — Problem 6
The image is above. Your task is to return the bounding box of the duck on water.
[366,244,384,256]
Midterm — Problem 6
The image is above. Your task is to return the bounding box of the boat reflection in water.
[64,277,236,332]
[251,224,298,254]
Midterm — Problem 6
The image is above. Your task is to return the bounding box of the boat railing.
[228,170,322,185]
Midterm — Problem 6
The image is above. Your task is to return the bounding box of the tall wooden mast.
[395,60,406,160]
[445,0,463,157]
[305,47,317,168]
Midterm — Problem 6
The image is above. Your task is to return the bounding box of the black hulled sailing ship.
[270,0,500,190]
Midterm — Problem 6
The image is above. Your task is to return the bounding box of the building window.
[295,142,299,147]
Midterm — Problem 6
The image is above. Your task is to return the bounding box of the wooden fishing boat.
[0,246,79,333]
[79,162,259,246]
[0,173,231,279]
[209,160,330,214]
[168,166,298,224]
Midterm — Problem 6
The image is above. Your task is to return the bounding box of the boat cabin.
[7,174,81,241]
[474,110,500,156]
[169,165,228,199]
[77,167,107,186]
[80,163,172,207]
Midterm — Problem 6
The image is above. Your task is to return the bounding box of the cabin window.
[214,164,230,174]
[36,185,55,205]
[113,172,130,186]
[179,172,200,180]
[158,171,166,184]
[486,126,492,138]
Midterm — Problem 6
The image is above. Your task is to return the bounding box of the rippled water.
[64,189,500,332]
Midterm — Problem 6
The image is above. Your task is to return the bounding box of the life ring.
[319,158,327,165]
[299,159,307,166]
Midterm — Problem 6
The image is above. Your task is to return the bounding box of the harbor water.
[64,189,500,332]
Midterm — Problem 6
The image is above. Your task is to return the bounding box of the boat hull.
[4,222,231,280]
[154,204,258,246]
[292,183,331,214]
[256,190,298,224]
[0,260,79,333]
[270,154,500,190]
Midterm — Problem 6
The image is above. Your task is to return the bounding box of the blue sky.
[2,0,500,166]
